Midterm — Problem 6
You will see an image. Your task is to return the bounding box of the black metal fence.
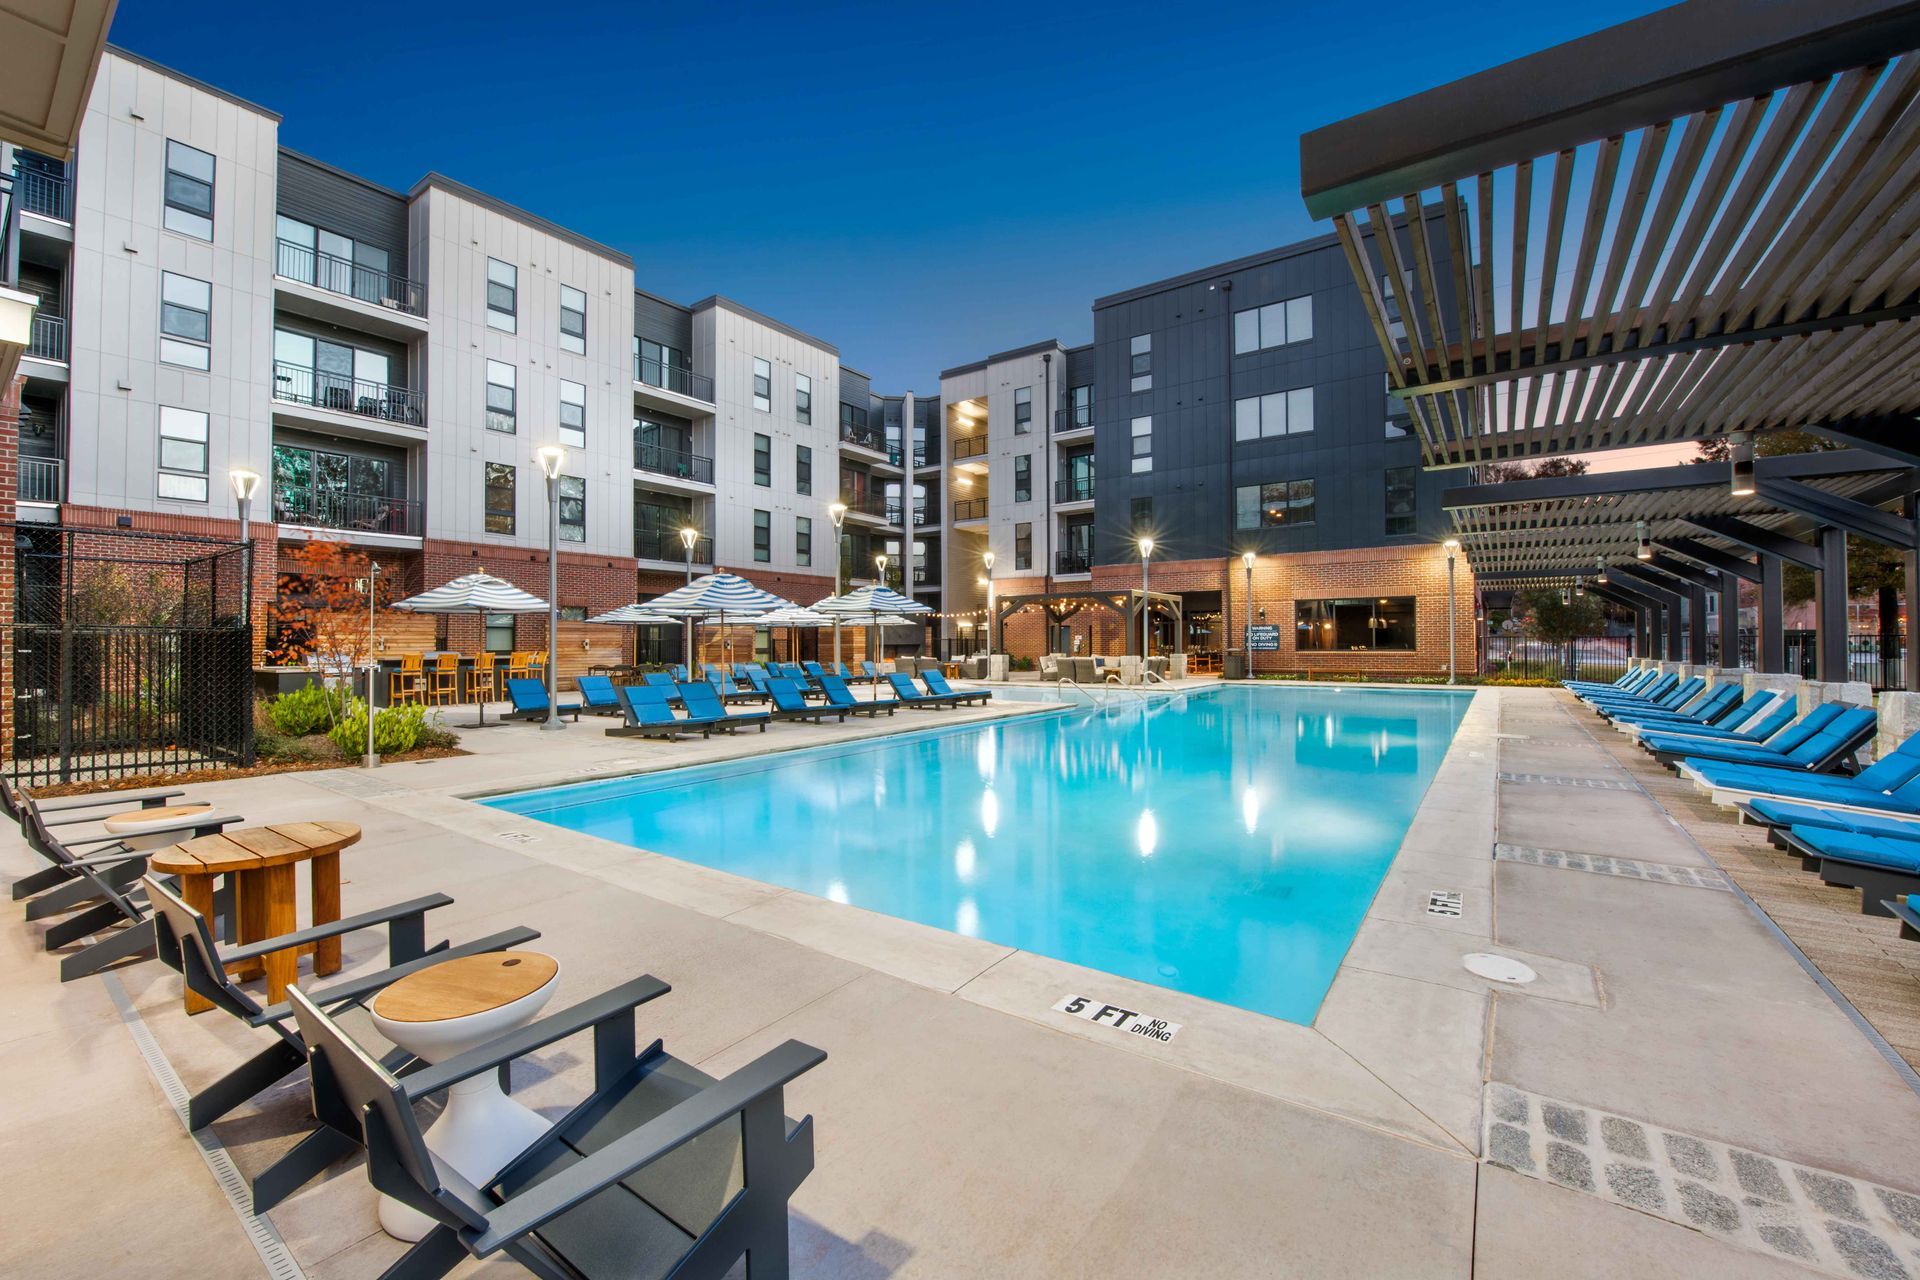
[1480,634,1633,682]
[8,524,255,786]
[1703,629,1908,691]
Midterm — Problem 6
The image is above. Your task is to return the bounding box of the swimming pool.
[485,684,1472,1024]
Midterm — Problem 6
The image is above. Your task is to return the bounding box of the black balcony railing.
[633,442,714,484]
[16,168,71,221]
[913,504,931,526]
[1056,475,1095,502]
[951,435,987,460]
[1055,407,1093,433]
[635,527,713,563]
[634,357,714,403]
[840,423,887,453]
[28,313,64,361]
[1055,551,1092,575]
[18,456,63,504]
[275,239,425,316]
[839,493,889,519]
[953,497,988,521]
[273,360,425,426]
[912,565,937,585]
[273,485,422,536]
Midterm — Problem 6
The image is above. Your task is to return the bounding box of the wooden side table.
[149,821,361,1013]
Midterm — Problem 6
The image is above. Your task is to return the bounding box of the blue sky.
[108,0,1668,391]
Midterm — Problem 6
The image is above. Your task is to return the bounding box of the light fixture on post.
[1636,520,1653,561]
[228,468,261,545]
[534,445,567,733]
[1442,538,1460,685]
[1575,576,1586,598]
[1729,431,1756,497]
[1595,555,1609,585]
[1137,537,1155,670]
[1241,550,1256,680]
[1561,586,1572,606]
[829,501,848,667]
[873,552,889,665]
[982,548,996,655]
[678,526,699,675]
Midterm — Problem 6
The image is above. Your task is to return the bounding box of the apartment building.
[0,48,943,675]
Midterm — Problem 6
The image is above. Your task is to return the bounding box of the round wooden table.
[103,803,215,851]
[148,821,361,1014]
[369,951,560,1241]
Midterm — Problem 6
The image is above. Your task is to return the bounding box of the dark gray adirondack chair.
[14,787,193,908]
[143,874,542,1212]
[290,977,824,1280]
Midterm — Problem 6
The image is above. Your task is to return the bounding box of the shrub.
[328,699,427,757]
[267,683,348,736]
[414,714,460,751]
[1010,656,1034,672]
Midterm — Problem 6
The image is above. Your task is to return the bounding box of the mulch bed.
[22,746,469,799]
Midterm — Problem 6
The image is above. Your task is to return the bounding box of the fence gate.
[8,523,255,786]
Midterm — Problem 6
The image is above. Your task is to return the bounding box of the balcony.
[1055,407,1094,434]
[912,565,937,586]
[273,485,422,537]
[913,504,932,527]
[27,313,64,362]
[634,441,714,485]
[951,435,987,461]
[16,168,70,222]
[635,527,713,564]
[275,239,424,316]
[839,493,891,522]
[1055,551,1092,576]
[634,356,713,404]
[952,497,988,522]
[1056,475,1095,503]
[840,422,888,455]
[273,360,425,429]
[19,456,63,504]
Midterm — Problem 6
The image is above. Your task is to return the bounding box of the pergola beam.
[1806,416,1920,468]
[1753,476,1917,550]
[1440,450,1902,510]
[1656,538,1760,583]
[1680,516,1824,571]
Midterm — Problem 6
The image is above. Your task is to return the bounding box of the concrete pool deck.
[3,684,1919,1277]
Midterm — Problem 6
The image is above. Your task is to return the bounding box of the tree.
[1480,456,1591,483]
[1511,587,1607,644]
[266,541,403,667]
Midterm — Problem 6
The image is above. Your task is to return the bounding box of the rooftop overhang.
[1439,449,1915,577]
[0,0,117,159]
[1298,0,1920,468]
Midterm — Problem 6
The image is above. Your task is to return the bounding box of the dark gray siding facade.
[275,151,410,278]
[633,291,693,355]
[839,366,872,409]
[1089,236,1449,566]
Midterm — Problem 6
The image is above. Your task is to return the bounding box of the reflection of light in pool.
[1136,808,1158,858]
[956,898,980,936]
[872,769,887,807]
[1241,786,1261,835]
[979,789,1000,838]
[826,880,849,904]
[954,839,977,883]
[975,731,997,781]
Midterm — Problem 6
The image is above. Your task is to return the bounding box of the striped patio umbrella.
[586,604,679,626]
[813,585,932,665]
[642,572,791,672]
[391,571,550,727]
[751,604,832,663]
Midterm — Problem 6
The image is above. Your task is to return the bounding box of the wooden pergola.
[993,589,1186,656]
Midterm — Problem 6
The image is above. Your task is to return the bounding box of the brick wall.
[1223,544,1475,677]
[0,376,17,757]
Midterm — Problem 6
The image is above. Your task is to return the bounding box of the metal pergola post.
[1758,553,1786,673]
[1814,526,1849,682]
[1718,570,1741,669]
[1907,492,1920,693]
[1687,583,1710,666]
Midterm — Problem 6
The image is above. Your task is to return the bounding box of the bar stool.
[428,653,461,705]
[468,653,498,704]
[389,653,424,705]
[528,650,549,685]
[506,651,532,683]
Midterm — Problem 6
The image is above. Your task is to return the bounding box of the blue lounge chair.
[920,670,990,705]
[766,677,846,722]
[834,661,860,683]
[819,673,896,716]
[609,685,710,738]
[504,678,580,723]
[1670,705,1873,774]
[1636,696,1797,751]
[677,682,770,733]
[574,675,623,716]
[1888,897,1920,942]
[1774,824,1920,918]
[1567,667,1656,694]
[732,662,754,682]
[1610,682,1742,729]
[861,660,880,684]
[705,670,765,704]
[886,671,955,709]
[803,661,828,683]
[671,664,689,681]
[1705,738,1920,812]
[1581,671,1679,708]
[1595,676,1702,718]
[1624,690,1776,740]
[643,671,678,691]
[1647,699,1834,763]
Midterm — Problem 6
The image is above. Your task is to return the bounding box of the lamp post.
[229,467,261,544]
[1241,549,1255,679]
[829,501,848,667]
[362,560,381,767]
[678,525,698,675]
[1138,537,1154,670]
[982,548,996,654]
[534,445,567,732]
[874,552,889,664]
[1443,538,1461,685]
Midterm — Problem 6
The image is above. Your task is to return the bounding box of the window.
[1014,386,1032,434]
[1234,387,1316,440]
[1015,522,1032,570]
[484,613,516,651]
[1130,415,1153,474]
[1381,275,1407,345]
[1235,480,1317,529]
[752,358,772,412]
[558,475,585,542]
[163,140,214,240]
[636,338,688,388]
[795,373,812,425]
[560,605,588,622]
[1131,496,1152,533]
[796,515,813,566]
[1385,466,1418,536]
[559,285,586,354]
[485,462,516,534]
[796,444,812,495]
[1298,596,1415,651]
[1014,454,1031,502]
[275,215,390,301]
[157,406,208,501]
[1070,383,1092,428]
[159,272,211,370]
[485,361,516,433]
[753,509,771,562]
[1129,334,1152,391]
[559,380,586,448]
[753,433,771,486]
[1385,374,1412,439]
[1232,294,1314,354]
[486,258,517,332]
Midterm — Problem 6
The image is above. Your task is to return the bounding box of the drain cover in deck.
[1464,953,1537,984]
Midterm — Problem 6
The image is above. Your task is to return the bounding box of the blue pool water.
[485,684,1471,1024]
